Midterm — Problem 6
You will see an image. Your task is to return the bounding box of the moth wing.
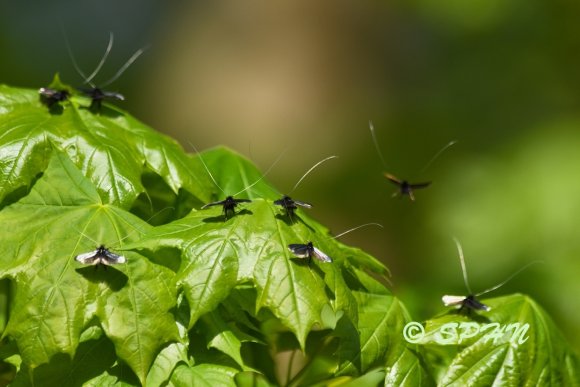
[384,173,403,186]
[273,198,286,206]
[312,246,332,263]
[442,295,466,307]
[202,200,225,209]
[103,250,126,264]
[293,199,312,209]
[466,298,490,311]
[39,87,56,97]
[234,198,252,204]
[103,91,125,101]
[288,244,311,258]
[75,250,99,264]
[410,181,431,189]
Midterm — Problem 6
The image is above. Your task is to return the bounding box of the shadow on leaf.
[75,265,128,291]
[202,209,253,223]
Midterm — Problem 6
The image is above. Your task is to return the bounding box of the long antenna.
[233,147,288,197]
[62,26,93,87]
[75,228,100,247]
[476,260,543,297]
[369,121,388,169]
[85,32,114,86]
[189,143,226,195]
[419,140,457,174]
[101,45,149,87]
[290,155,338,194]
[334,223,383,239]
[453,237,473,295]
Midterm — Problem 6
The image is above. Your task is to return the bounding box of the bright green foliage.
[0,83,578,386]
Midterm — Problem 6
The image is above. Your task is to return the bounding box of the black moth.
[442,294,490,312]
[75,245,126,269]
[288,242,332,263]
[274,155,336,219]
[39,87,70,107]
[443,239,541,313]
[274,195,312,218]
[384,173,431,202]
[287,223,382,265]
[79,87,124,111]
[65,32,145,111]
[201,196,252,219]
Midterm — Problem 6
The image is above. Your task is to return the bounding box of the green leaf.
[137,148,389,349]
[0,152,178,384]
[235,371,274,387]
[420,294,580,385]
[0,83,213,209]
[199,309,257,370]
[146,342,189,387]
[169,363,238,387]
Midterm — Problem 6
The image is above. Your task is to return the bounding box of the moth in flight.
[369,121,455,201]
[442,238,541,313]
[383,173,431,202]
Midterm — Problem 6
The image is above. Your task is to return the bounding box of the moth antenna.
[145,206,176,224]
[476,260,544,297]
[189,142,226,195]
[453,237,473,295]
[369,120,388,170]
[334,222,383,239]
[419,140,457,174]
[289,155,338,194]
[62,25,94,87]
[85,32,114,86]
[101,45,149,87]
[75,228,100,247]
[233,147,288,197]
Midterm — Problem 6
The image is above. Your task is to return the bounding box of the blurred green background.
[2,1,579,349]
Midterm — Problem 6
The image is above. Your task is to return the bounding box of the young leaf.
[0,83,213,209]
[420,294,580,385]
[0,152,178,384]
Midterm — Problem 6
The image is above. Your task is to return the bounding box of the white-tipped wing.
[75,248,125,265]
[75,250,99,264]
[442,295,466,307]
[103,250,126,264]
[312,247,332,263]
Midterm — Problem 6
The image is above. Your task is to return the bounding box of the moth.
[39,87,70,107]
[443,238,541,312]
[369,121,455,201]
[288,242,332,263]
[274,155,336,219]
[75,244,126,269]
[288,223,382,264]
[384,173,431,202]
[201,196,252,219]
[274,195,312,218]
[65,31,147,111]
[194,144,285,220]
